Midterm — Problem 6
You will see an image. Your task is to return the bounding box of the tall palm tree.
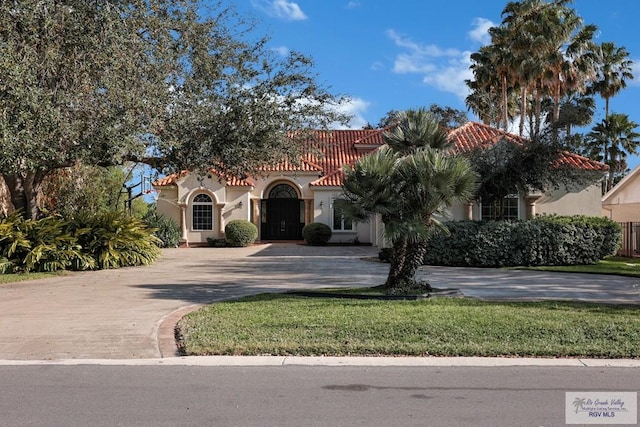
[587,113,640,192]
[589,42,634,119]
[479,0,598,139]
[467,42,517,131]
[337,110,478,292]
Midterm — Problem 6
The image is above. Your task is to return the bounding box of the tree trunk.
[3,171,44,219]
[384,238,407,288]
[501,74,508,132]
[519,86,527,137]
[395,240,431,291]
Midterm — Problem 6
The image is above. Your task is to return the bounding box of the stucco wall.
[602,168,640,222]
[155,186,181,225]
[602,202,640,222]
[535,182,603,217]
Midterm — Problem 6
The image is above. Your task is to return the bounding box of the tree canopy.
[0,0,349,218]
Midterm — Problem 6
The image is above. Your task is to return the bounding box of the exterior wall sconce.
[319,201,324,208]
[238,201,243,208]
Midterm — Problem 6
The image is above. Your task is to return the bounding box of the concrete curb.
[0,356,639,367]
[156,304,204,358]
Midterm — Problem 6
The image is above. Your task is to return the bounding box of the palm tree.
[336,110,478,293]
[589,42,634,119]
[586,113,640,192]
[474,0,598,139]
[382,107,451,153]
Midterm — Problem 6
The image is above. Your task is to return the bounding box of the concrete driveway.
[0,243,638,360]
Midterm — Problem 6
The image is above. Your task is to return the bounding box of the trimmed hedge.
[423,215,622,267]
[0,211,161,273]
[302,222,332,246]
[225,220,258,247]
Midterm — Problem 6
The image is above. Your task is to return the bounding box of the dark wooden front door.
[261,184,304,240]
[261,198,303,240]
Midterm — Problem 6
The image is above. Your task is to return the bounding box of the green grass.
[520,256,640,277]
[177,294,640,358]
[0,271,63,284]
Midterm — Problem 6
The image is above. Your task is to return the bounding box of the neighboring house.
[153,122,608,247]
[602,164,640,256]
[602,164,640,222]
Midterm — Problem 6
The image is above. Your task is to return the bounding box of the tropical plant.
[143,205,181,248]
[586,113,640,192]
[69,212,161,269]
[225,220,258,247]
[337,109,478,293]
[588,42,634,119]
[467,0,599,139]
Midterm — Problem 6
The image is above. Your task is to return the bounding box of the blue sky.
[229,0,640,170]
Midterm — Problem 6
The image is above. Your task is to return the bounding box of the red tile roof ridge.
[152,169,255,187]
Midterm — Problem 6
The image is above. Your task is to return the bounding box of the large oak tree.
[0,0,349,219]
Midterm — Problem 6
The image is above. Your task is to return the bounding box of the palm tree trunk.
[396,240,431,291]
[384,238,407,288]
[519,86,528,137]
[501,74,508,131]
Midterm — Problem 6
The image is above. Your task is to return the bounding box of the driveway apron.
[0,244,638,360]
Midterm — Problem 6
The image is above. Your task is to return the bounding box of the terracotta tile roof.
[153,129,385,188]
[259,158,323,173]
[310,168,346,187]
[448,122,608,172]
[153,123,606,188]
[152,169,254,187]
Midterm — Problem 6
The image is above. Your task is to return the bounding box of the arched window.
[192,194,213,230]
[268,184,298,199]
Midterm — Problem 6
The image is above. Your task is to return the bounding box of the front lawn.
[176,294,640,358]
[520,256,640,277]
[0,272,63,284]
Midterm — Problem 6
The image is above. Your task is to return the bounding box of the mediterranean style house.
[153,122,608,247]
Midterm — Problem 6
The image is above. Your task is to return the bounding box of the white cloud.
[251,0,307,21]
[468,17,494,45]
[370,61,385,71]
[386,27,481,101]
[271,46,290,57]
[386,30,461,58]
[346,2,361,9]
[422,53,473,99]
[330,97,371,129]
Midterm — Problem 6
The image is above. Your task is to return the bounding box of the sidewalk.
[0,243,638,361]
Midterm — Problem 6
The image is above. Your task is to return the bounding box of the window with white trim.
[481,195,519,220]
[192,194,213,230]
[332,199,353,231]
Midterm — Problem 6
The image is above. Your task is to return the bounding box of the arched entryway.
[261,183,304,240]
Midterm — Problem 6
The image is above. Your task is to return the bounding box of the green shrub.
[225,220,258,247]
[424,216,622,267]
[68,211,162,269]
[0,211,161,272]
[0,213,93,273]
[302,222,332,246]
[143,205,181,248]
